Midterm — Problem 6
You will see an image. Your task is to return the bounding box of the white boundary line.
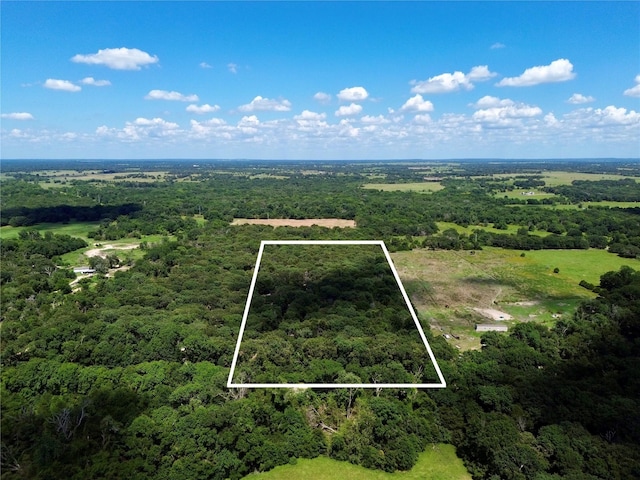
[227,240,446,389]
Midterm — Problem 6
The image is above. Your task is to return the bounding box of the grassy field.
[0,222,173,266]
[391,247,640,350]
[0,221,101,241]
[540,171,640,187]
[59,234,174,266]
[2,169,169,187]
[245,444,471,480]
[436,221,549,237]
[546,201,640,210]
[497,189,558,200]
[362,182,444,193]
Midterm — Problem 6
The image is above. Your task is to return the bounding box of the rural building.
[73,267,96,275]
[475,324,508,332]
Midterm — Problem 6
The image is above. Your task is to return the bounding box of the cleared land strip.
[231,218,356,228]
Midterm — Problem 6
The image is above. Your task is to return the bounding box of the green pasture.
[540,171,639,187]
[547,201,640,210]
[245,444,471,480]
[249,173,289,180]
[362,182,444,193]
[0,222,174,266]
[60,234,174,266]
[497,189,558,200]
[392,247,639,349]
[0,221,101,241]
[436,221,548,237]
[517,248,640,286]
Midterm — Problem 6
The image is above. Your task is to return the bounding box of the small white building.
[475,324,508,332]
[73,267,96,275]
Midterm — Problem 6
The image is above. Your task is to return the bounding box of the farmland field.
[245,444,471,480]
[392,247,640,350]
[362,182,444,193]
[0,221,101,241]
[540,171,640,186]
[231,218,356,228]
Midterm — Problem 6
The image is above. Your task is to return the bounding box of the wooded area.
[1,159,639,479]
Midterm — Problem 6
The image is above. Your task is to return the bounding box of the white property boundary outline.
[227,240,447,389]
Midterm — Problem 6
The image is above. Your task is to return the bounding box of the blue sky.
[2,1,639,160]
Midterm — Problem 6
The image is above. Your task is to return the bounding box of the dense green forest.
[1,160,639,479]
[232,243,440,385]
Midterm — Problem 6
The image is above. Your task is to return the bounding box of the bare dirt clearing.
[231,218,356,228]
[84,244,139,258]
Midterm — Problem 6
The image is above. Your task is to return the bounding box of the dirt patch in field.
[84,244,139,258]
[231,218,356,228]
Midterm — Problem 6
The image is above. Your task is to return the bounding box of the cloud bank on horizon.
[1,2,638,159]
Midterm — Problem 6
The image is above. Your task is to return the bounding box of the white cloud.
[400,94,434,112]
[145,90,199,102]
[544,113,559,126]
[132,117,178,127]
[228,63,238,74]
[566,105,640,126]
[238,96,291,112]
[294,110,326,121]
[199,62,212,69]
[186,104,220,114]
[361,115,390,124]
[237,115,260,135]
[337,86,369,102]
[96,117,180,141]
[44,79,81,92]
[411,65,496,94]
[294,110,328,132]
[71,47,158,70]
[497,58,575,87]
[472,97,542,125]
[189,118,233,139]
[567,93,595,104]
[472,95,514,108]
[80,77,111,87]
[623,75,640,97]
[413,114,432,124]
[314,92,332,104]
[1,112,34,120]
[491,42,505,49]
[9,128,29,138]
[335,103,363,117]
[467,65,496,81]
[338,119,359,137]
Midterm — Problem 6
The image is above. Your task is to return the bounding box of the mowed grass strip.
[244,444,471,480]
[362,182,444,193]
[0,221,101,241]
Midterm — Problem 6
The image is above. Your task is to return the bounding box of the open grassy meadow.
[391,247,640,350]
[362,182,444,193]
[244,444,471,480]
[0,221,101,241]
[540,171,640,187]
[497,189,558,200]
[436,221,549,237]
[0,222,173,267]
